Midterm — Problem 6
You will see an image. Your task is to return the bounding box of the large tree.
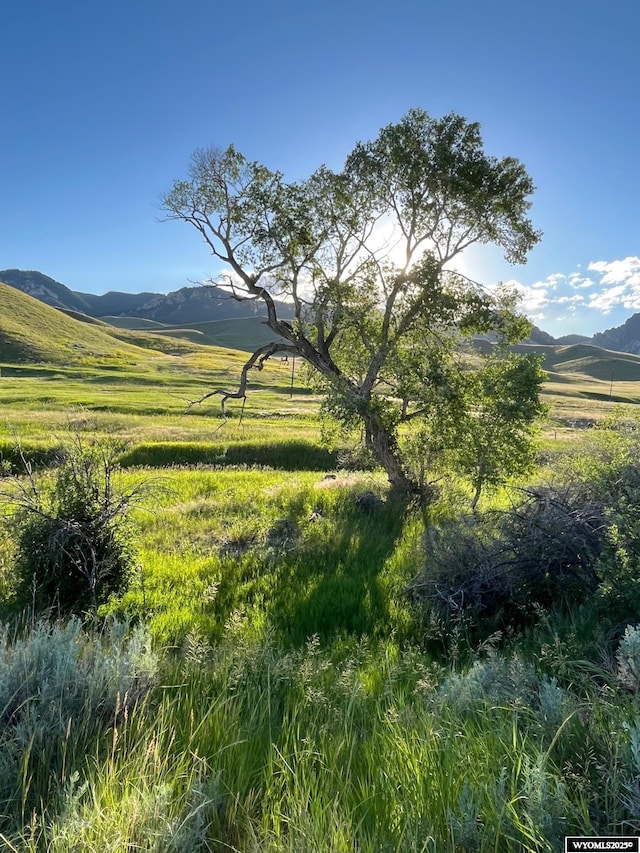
[161,109,545,499]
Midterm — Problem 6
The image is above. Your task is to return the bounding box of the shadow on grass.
[117,440,338,471]
[0,440,60,474]
[266,497,411,645]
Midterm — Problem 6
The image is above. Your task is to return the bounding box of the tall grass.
[117,439,338,471]
[2,629,639,851]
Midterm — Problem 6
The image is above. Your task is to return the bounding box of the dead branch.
[185,341,300,418]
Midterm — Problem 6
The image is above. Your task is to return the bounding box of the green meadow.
[2,286,640,849]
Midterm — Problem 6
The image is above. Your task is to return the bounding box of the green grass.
[2,625,639,851]
[3,316,640,847]
[0,334,318,455]
[117,438,338,470]
[99,467,414,646]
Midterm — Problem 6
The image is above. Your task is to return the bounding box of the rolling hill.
[5,272,640,397]
[0,269,295,327]
[0,281,288,367]
[8,267,640,358]
[511,342,640,382]
[105,316,289,352]
[0,283,183,365]
[101,315,288,352]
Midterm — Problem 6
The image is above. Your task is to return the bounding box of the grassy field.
[3,283,640,848]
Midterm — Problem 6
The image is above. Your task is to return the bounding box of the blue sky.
[1,0,638,337]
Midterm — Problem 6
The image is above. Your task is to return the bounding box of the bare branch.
[185,341,299,417]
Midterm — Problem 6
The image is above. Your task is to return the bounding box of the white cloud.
[503,257,640,327]
[582,257,640,313]
[568,273,596,289]
[545,273,566,289]
[556,295,584,304]
[587,285,631,314]
[588,256,640,285]
[504,279,551,317]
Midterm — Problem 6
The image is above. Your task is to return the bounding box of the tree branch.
[185,341,299,417]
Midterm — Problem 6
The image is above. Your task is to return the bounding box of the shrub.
[0,617,158,735]
[616,624,640,694]
[2,436,145,616]
[0,616,158,831]
[410,485,606,634]
[437,651,539,711]
[554,419,640,623]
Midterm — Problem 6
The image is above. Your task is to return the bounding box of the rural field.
[2,287,640,851]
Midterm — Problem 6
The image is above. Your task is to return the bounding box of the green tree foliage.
[422,349,547,507]
[162,109,544,498]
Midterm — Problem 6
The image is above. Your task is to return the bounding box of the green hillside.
[512,342,640,381]
[98,314,287,352]
[100,316,168,330]
[58,308,112,326]
[142,317,289,352]
[0,283,166,366]
[0,282,236,363]
[6,280,640,385]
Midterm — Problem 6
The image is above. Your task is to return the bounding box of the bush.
[0,617,158,831]
[0,617,158,735]
[616,624,640,694]
[410,485,606,634]
[2,436,145,616]
[553,417,640,623]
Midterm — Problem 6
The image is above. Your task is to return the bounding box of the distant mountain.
[79,290,164,317]
[527,325,556,345]
[0,269,159,316]
[117,284,293,325]
[592,313,640,355]
[0,269,94,313]
[0,269,294,326]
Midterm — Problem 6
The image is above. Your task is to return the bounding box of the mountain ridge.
[3,268,640,355]
[0,269,294,326]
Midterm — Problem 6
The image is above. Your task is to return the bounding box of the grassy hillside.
[100,316,168,330]
[0,283,163,366]
[0,283,235,361]
[0,287,314,461]
[115,316,289,352]
[185,317,289,351]
[3,283,640,454]
[86,312,287,353]
[513,342,640,381]
[58,308,112,326]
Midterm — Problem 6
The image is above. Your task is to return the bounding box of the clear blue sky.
[2,0,638,337]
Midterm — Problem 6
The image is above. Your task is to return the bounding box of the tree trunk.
[470,481,483,512]
[363,411,413,494]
